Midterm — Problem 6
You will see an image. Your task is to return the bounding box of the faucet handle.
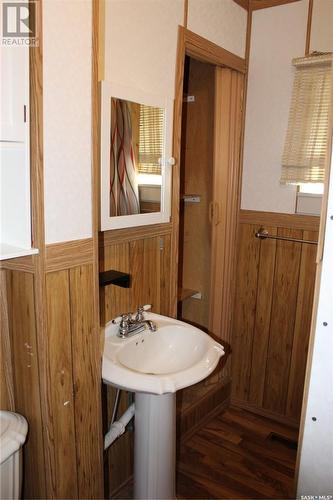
[136,305,152,319]
[135,306,145,322]
[119,314,130,336]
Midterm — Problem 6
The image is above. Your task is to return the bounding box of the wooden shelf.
[99,269,130,288]
[178,288,199,302]
[0,243,39,261]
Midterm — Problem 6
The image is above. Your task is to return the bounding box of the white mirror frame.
[100,81,173,231]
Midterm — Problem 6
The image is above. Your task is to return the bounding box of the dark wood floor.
[115,406,298,500]
[177,406,298,499]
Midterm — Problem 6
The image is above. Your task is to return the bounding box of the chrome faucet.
[114,305,157,339]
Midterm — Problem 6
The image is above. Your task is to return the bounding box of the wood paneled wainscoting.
[0,265,46,498]
[231,210,319,425]
[99,223,173,496]
[0,239,104,499]
[99,222,232,497]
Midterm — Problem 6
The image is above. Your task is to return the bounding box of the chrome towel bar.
[255,227,318,245]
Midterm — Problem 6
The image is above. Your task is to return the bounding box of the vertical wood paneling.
[100,232,171,495]
[231,224,260,400]
[2,259,105,499]
[100,243,130,324]
[129,239,145,312]
[7,271,46,499]
[232,217,318,424]
[248,227,277,406]
[101,234,171,323]
[1,0,104,495]
[286,230,318,419]
[129,237,161,312]
[69,264,104,499]
[143,235,161,310]
[0,270,15,411]
[160,234,171,316]
[45,271,78,499]
[263,228,302,414]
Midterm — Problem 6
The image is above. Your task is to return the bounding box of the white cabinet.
[1,46,28,142]
[0,44,38,259]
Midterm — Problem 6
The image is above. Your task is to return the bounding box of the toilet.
[0,411,28,500]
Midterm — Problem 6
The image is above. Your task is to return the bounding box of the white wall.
[104,0,247,98]
[241,0,333,214]
[187,0,247,58]
[104,0,184,98]
[241,1,308,213]
[297,140,333,496]
[43,0,92,244]
[41,0,248,243]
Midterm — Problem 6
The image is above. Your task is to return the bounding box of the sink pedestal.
[134,392,176,500]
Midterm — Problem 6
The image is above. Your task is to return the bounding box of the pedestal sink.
[102,312,225,500]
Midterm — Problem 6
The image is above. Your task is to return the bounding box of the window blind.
[281,53,332,185]
[138,104,164,175]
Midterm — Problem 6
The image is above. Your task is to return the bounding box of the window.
[281,53,332,188]
[298,183,324,195]
[137,104,165,175]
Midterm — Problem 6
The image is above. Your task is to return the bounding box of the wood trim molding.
[0,255,35,273]
[231,398,299,428]
[305,0,313,55]
[209,68,244,378]
[92,0,102,348]
[45,239,94,272]
[170,26,247,317]
[239,209,320,231]
[100,222,173,247]
[169,27,185,317]
[234,0,301,10]
[233,0,249,10]
[236,1,252,273]
[29,0,48,497]
[251,0,301,10]
[183,28,247,74]
[98,0,105,81]
[183,0,188,28]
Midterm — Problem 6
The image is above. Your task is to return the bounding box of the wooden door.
[209,67,244,378]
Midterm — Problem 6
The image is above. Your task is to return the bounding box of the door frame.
[170,27,246,356]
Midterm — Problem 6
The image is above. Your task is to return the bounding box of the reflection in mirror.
[110,97,164,216]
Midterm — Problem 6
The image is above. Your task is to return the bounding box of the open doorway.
[172,36,245,435]
[177,56,215,331]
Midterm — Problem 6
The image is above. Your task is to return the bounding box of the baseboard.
[231,398,300,429]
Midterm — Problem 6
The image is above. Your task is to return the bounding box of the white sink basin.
[102,312,224,394]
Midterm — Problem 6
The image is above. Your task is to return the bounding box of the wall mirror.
[100,81,173,231]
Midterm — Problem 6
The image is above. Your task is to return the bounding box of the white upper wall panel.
[188,0,247,58]
[43,0,92,244]
[241,1,308,213]
[104,0,184,98]
[310,0,333,52]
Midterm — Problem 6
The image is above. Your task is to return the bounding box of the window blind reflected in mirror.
[110,97,163,217]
